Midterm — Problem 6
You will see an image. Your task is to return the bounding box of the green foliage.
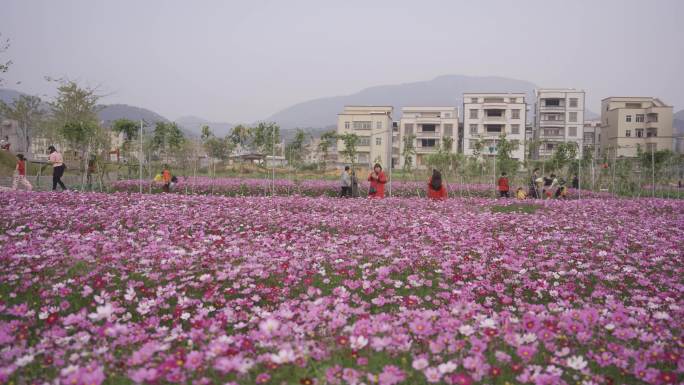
[0,94,43,152]
[284,129,308,170]
[425,136,459,176]
[151,122,185,160]
[546,142,578,172]
[201,125,234,161]
[250,122,280,156]
[0,33,10,83]
[401,134,416,174]
[495,134,520,175]
[338,133,359,168]
[318,130,337,169]
[111,119,138,142]
[229,124,251,148]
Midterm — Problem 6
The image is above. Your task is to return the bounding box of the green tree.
[151,122,185,163]
[0,94,44,152]
[201,126,233,161]
[111,119,139,167]
[49,81,105,186]
[318,130,337,170]
[495,134,520,175]
[338,133,360,170]
[285,129,307,171]
[547,142,578,172]
[251,122,280,162]
[0,33,10,84]
[401,134,416,177]
[229,124,251,150]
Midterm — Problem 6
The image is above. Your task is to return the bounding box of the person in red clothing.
[162,165,172,193]
[427,169,447,200]
[12,154,32,191]
[367,163,387,198]
[497,172,510,198]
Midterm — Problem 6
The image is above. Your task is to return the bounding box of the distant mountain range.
[267,74,600,129]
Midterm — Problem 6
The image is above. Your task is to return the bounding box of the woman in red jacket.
[367,163,387,198]
[427,169,447,200]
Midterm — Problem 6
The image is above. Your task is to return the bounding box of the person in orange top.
[497,172,510,198]
[427,169,447,200]
[367,163,387,198]
[12,154,32,191]
[162,166,171,193]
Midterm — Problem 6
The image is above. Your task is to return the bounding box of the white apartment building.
[336,106,393,168]
[463,93,526,161]
[398,107,458,169]
[600,97,673,158]
[583,120,601,159]
[534,88,585,159]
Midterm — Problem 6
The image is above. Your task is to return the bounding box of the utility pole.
[651,144,656,198]
[139,119,143,194]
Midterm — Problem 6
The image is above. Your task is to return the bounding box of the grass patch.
[490,204,539,214]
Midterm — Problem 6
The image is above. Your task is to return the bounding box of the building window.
[421,124,436,132]
[358,137,370,146]
[636,129,644,138]
[511,109,520,119]
[344,121,350,129]
[635,114,644,123]
[647,128,658,137]
[568,126,577,136]
[376,121,382,129]
[404,123,414,135]
[545,99,560,107]
[420,139,437,147]
[511,124,520,134]
[485,124,503,133]
[484,97,505,103]
[353,121,372,129]
[376,137,381,146]
[485,109,504,117]
[569,98,578,108]
[626,115,632,122]
[546,143,555,151]
[443,124,453,137]
[470,97,478,103]
[569,112,578,122]
[469,109,478,119]
[469,124,478,134]
[647,113,658,123]
[625,130,631,137]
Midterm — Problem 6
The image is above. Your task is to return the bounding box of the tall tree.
[338,133,360,170]
[0,33,10,85]
[251,122,280,159]
[50,81,105,186]
[401,134,416,177]
[495,134,520,175]
[151,122,185,163]
[318,130,336,170]
[0,94,44,152]
[229,124,251,151]
[285,129,307,171]
[201,125,233,161]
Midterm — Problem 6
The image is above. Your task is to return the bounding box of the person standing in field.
[529,168,540,198]
[12,154,32,191]
[427,169,447,200]
[497,172,510,198]
[339,166,351,197]
[350,170,360,197]
[572,174,579,189]
[367,163,387,198]
[162,165,171,193]
[48,145,67,191]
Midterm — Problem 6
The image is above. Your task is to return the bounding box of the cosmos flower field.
[0,192,682,385]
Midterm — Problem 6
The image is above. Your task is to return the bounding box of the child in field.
[12,154,32,191]
[515,187,527,200]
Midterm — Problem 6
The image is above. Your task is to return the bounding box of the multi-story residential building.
[583,120,601,159]
[463,93,526,161]
[398,107,458,169]
[600,97,673,158]
[336,106,393,168]
[534,88,585,159]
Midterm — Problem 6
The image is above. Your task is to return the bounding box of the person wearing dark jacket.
[427,169,447,200]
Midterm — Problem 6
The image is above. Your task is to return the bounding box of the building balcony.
[483,131,504,137]
[539,105,566,111]
[539,135,566,140]
[483,115,506,122]
[415,146,439,153]
[415,131,441,138]
[539,120,565,127]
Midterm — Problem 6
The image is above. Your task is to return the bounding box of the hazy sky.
[2,0,683,122]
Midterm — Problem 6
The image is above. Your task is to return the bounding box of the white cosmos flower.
[566,355,588,371]
[88,303,114,322]
[458,325,475,336]
[350,335,368,350]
